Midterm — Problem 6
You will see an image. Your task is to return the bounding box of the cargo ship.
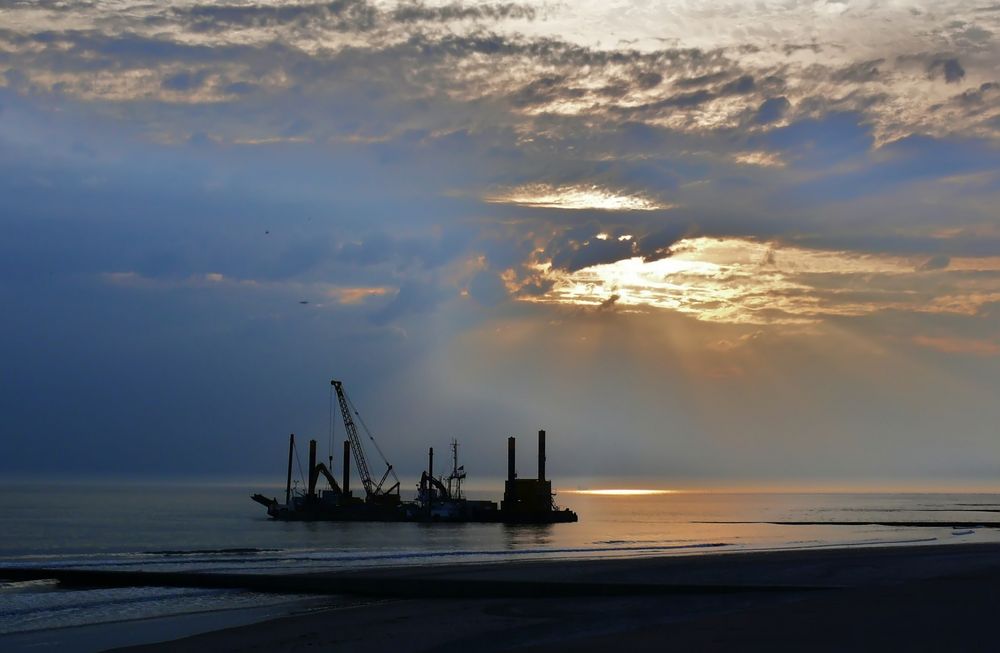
[251,380,578,524]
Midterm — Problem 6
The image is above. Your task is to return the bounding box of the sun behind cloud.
[524,237,1000,325]
[485,184,670,211]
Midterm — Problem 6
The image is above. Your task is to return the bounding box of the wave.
[0,578,60,591]
[0,586,226,619]
[143,548,281,556]
[0,541,736,577]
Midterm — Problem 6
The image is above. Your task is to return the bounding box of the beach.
[6,541,1000,652]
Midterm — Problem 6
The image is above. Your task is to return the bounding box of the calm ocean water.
[2,483,999,635]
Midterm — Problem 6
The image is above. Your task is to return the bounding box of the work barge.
[252,380,578,525]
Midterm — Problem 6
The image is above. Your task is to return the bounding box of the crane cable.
[345,392,400,485]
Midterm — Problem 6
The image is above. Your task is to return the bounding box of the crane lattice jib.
[332,380,376,498]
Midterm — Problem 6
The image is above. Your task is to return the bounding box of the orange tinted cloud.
[327,286,393,304]
[912,335,1000,356]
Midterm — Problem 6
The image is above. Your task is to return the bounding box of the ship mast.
[446,438,466,500]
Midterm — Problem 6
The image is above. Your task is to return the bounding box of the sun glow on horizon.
[565,488,677,496]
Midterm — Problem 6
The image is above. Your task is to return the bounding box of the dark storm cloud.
[782,42,822,55]
[510,75,584,108]
[673,71,731,88]
[391,2,537,23]
[898,53,967,84]
[1,21,731,91]
[532,218,703,274]
[955,82,1000,107]
[0,7,997,284]
[831,59,884,83]
[640,88,715,110]
[164,0,537,33]
[634,71,663,89]
[0,26,745,140]
[548,234,636,273]
[637,224,699,262]
[500,109,1000,274]
[4,1,993,166]
[931,57,967,83]
[0,28,275,72]
[754,96,790,124]
[608,71,793,123]
[719,74,755,95]
[175,0,380,33]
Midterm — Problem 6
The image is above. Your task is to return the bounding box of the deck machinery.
[252,380,578,524]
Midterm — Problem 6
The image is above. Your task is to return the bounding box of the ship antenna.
[448,438,464,500]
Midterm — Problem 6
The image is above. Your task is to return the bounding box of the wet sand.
[8,542,1000,652]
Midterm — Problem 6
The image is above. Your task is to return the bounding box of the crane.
[331,380,400,503]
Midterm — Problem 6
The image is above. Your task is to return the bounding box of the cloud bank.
[1,1,999,484]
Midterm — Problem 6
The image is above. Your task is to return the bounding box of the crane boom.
[330,379,399,500]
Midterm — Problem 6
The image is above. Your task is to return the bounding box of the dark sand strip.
[104,542,1000,653]
[0,567,830,599]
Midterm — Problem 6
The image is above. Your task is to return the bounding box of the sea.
[2,483,999,646]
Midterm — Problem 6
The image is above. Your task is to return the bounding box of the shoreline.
[0,597,342,653]
[5,540,1000,651]
[3,537,994,599]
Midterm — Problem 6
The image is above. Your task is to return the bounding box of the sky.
[1,0,999,489]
